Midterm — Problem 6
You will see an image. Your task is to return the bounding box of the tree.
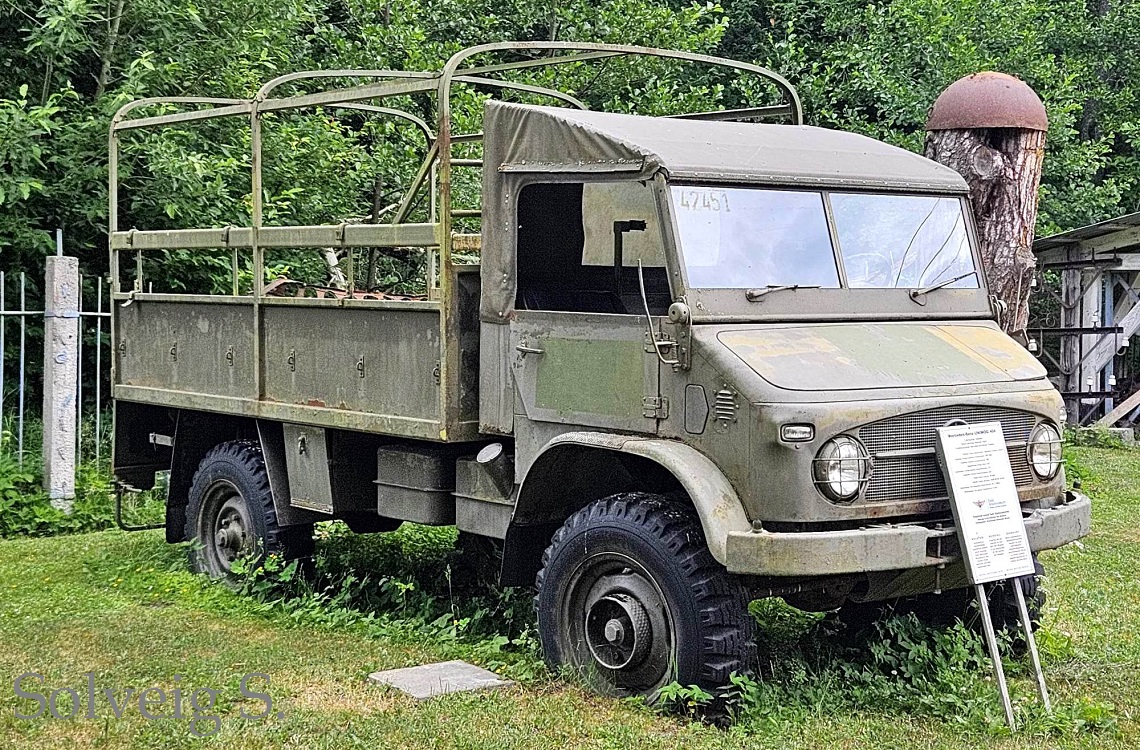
[4,0,1140,289]
[711,0,1140,235]
[0,0,730,293]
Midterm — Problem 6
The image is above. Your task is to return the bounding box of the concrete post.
[42,256,79,509]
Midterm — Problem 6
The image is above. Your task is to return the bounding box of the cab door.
[510,310,660,434]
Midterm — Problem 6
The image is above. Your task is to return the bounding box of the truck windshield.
[830,193,976,289]
[670,186,978,291]
[671,187,840,289]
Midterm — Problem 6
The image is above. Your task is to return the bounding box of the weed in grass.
[657,682,715,718]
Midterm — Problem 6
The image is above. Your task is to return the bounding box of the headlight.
[1028,423,1062,479]
[812,436,870,502]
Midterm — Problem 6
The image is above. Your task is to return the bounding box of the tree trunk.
[924,127,1046,337]
[95,0,128,100]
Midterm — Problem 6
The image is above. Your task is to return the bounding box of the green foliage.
[0,84,65,261]
[0,426,162,537]
[715,0,1140,234]
[0,0,729,295]
[4,0,1136,300]
[223,521,542,680]
[718,607,1117,736]
[219,522,1116,735]
[656,681,715,716]
[1065,425,1131,449]
[0,448,109,537]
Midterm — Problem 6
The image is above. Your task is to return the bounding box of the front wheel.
[535,493,754,699]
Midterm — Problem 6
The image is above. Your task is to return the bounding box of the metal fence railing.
[0,266,111,468]
[0,270,34,464]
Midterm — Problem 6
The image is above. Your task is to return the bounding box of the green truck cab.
[109,43,1091,699]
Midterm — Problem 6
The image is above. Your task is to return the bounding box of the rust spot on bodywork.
[303,398,326,408]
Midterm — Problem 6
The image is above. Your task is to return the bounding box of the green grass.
[0,445,1136,748]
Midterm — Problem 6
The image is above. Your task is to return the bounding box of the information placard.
[935,421,1035,584]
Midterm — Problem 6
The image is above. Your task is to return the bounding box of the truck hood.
[718,322,1046,391]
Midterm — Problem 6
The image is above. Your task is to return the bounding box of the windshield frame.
[658,178,993,323]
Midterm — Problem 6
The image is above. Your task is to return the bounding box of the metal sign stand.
[1014,582,1052,713]
[973,580,1051,728]
[935,422,1053,730]
[973,583,1016,727]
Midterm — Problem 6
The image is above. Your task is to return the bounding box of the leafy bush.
[1065,426,1131,449]
[0,450,105,537]
[0,429,163,537]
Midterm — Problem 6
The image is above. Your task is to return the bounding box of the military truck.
[109,42,1091,698]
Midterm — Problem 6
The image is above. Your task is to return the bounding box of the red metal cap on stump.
[926,71,1047,132]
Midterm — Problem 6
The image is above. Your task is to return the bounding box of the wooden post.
[1060,266,1081,423]
[925,72,1048,340]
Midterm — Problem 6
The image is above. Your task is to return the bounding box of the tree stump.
[925,72,1048,340]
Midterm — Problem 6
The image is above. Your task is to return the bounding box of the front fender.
[519,432,751,565]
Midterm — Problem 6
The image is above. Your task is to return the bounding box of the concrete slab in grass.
[368,660,514,700]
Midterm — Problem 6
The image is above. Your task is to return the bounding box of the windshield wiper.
[908,270,978,305]
[745,284,820,302]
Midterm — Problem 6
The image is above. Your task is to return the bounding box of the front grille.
[857,406,1039,503]
[864,455,946,501]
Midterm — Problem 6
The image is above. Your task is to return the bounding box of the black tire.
[185,440,314,578]
[535,493,754,699]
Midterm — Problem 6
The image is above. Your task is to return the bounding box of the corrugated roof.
[485,102,969,193]
[1033,211,1140,253]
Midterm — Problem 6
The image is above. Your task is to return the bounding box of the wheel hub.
[604,618,626,644]
[585,592,652,670]
[561,553,676,696]
[212,499,250,565]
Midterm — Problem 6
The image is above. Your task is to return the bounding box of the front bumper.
[724,490,1091,577]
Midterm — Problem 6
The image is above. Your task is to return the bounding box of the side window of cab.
[515,181,671,315]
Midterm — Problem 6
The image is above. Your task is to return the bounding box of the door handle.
[515,344,544,355]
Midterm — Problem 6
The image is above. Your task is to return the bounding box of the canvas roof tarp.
[479,101,969,322]
[482,101,969,192]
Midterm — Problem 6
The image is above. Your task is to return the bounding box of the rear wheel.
[185,440,314,578]
[535,493,754,699]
